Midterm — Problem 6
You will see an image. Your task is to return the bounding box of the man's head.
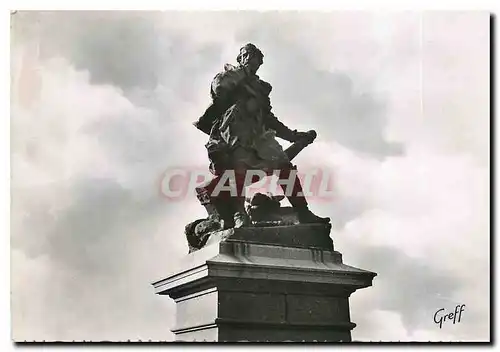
[237,43,264,75]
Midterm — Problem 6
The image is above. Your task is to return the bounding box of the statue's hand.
[291,130,317,144]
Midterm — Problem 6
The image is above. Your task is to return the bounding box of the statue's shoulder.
[223,63,238,72]
[213,64,246,84]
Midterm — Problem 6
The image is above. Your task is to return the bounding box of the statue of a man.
[194,43,330,228]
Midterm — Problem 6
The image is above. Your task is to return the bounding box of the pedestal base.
[153,224,376,342]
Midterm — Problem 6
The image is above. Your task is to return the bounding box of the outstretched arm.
[266,109,317,147]
[266,112,300,142]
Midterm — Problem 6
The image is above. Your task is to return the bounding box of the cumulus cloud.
[10,11,489,341]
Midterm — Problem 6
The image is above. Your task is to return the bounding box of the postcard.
[10,10,490,342]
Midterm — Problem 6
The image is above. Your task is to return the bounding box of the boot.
[278,166,331,225]
[289,195,330,224]
[285,191,330,224]
[296,206,331,224]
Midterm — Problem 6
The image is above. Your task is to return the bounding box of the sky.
[10,11,490,341]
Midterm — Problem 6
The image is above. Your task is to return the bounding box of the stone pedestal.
[152,224,376,342]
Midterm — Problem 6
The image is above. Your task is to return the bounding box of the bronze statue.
[188,43,330,252]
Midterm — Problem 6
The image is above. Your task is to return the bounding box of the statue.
[187,43,330,252]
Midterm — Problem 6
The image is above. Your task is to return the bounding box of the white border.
[3,0,500,11]
[1,6,11,352]
[2,1,497,351]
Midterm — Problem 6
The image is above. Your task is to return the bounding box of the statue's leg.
[231,169,253,228]
[196,175,237,228]
[195,177,221,217]
[217,147,273,228]
[276,163,330,224]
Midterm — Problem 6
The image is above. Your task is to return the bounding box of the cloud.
[229,13,403,157]
[305,12,490,341]
[337,150,490,341]
[11,35,200,340]
[10,11,489,341]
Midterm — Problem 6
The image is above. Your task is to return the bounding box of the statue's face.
[240,50,263,75]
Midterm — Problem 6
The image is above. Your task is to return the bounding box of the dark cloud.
[12,177,181,269]
[11,11,223,123]
[234,20,403,158]
[22,11,401,159]
[29,11,223,95]
[27,10,403,158]
[11,177,184,340]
